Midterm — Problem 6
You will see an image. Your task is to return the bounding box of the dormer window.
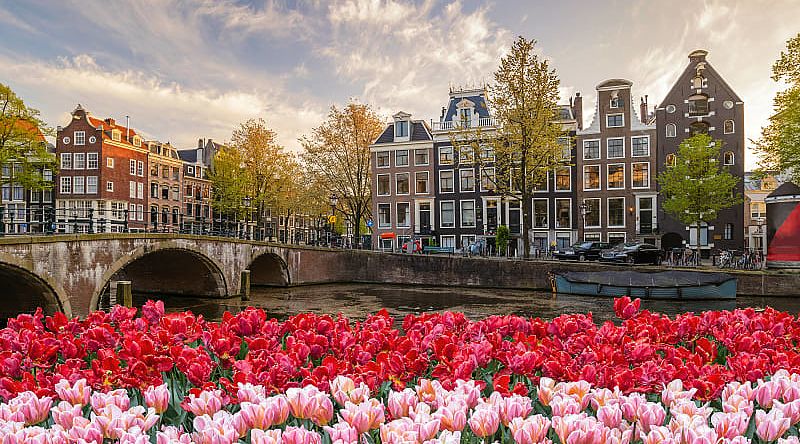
[395,121,409,138]
[133,135,142,147]
[112,129,121,142]
[458,108,472,127]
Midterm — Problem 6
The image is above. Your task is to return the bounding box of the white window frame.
[415,171,429,194]
[480,167,496,192]
[554,166,571,192]
[107,157,114,168]
[137,160,144,177]
[438,146,454,165]
[666,123,677,138]
[106,181,114,192]
[606,137,625,159]
[73,176,85,194]
[129,181,136,198]
[137,182,143,199]
[414,149,429,166]
[60,176,72,194]
[631,135,650,157]
[376,173,391,196]
[607,197,626,228]
[582,139,600,160]
[137,204,144,221]
[86,176,98,194]
[377,203,391,228]
[554,198,572,229]
[440,235,456,249]
[631,162,650,189]
[396,202,411,228]
[584,232,602,242]
[610,97,620,108]
[606,113,624,128]
[583,165,601,191]
[395,120,409,138]
[724,120,735,134]
[395,149,409,167]
[439,169,455,193]
[379,238,393,251]
[606,163,625,190]
[459,199,476,228]
[87,153,98,169]
[61,153,72,170]
[533,198,549,229]
[73,152,86,170]
[439,200,455,228]
[375,151,390,168]
[533,170,550,193]
[584,198,601,228]
[459,168,475,192]
[724,151,735,166]
[129,159,136,175]
[74,131,85,146]
[395,172,410,195]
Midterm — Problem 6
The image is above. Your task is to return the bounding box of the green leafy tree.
[496,225,510,256]
[658,133,742,254]
[450,36,567,259]
[0,83,57,204]
[754,33,800,181]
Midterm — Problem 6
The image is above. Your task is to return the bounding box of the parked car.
[554,241,611,261]
[599,242,662,265]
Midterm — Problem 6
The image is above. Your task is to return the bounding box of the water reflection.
[139,284,800,325]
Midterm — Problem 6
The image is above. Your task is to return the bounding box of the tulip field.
[1,297,800,442]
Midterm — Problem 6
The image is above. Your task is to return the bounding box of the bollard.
[240,270,251,301]
[116,281,132,308]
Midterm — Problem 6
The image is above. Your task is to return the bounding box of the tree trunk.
[353,204,362,249]
[522,194,532,259]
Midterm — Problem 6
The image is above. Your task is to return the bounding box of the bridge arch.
[248,251,290,286]
[91,242,229,311]
[0,253,71,321]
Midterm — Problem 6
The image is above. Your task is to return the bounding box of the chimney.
[198,138,204,149]
[440,107,446,122]
[105,118,115,126]
[125,115,130,142]
[572,93,583,130]
[640,96,649,124]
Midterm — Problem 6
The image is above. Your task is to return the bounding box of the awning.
[380,232,396,239]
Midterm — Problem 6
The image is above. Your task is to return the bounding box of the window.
[395,150,409,166]
[138,161,144,177]
[107,157,114,168]
[397,203,410,228]
[73,176,85,194]
[162,185,170,200]
[378,204,391,228]
[74,153,86,169]
[379,238,393,251]
[133,136,141,147]
[607,138,624,159]
[607,164,624,189]
[439,146,454,165]
[608,233,626,246]
[632,163,650,188]
[415,172,429,194]
[440,235,456,249]
[480,145,495,162]
[631,136,649,157]
[61,153,72,170]
[724,151,735,165]
[137,182,143,199]
[112,130,121,142]
[376,151,390,168]
[129,181,136,198]
[87,153,98,169]
[460,200,476,228]
[173,168,180,180]
[481,167,496,191]
[1,185,9,201]
[459,169,475,192]
[724,223,733,240]
[161,166,169,178]
[584,198,600,227]
[555,199,571,229]
[583,165,600,190]
[395,121,409,138]
[666,153,676,167]
[666,123,677,138]
[12,185,23,201]
[185,184,193,197]
[583,140,600,160]
[150,183,159,198]
[129,159,136,175]
[395,173,410,195]
[610,97,620,108]
[690,122,709,135]
[414,149,429,166]
[86,176,98,194]
[724,120,734,134]
[558,137,571,160]
[555,167,570,191]
[60,177,72,194]
[692,75,704,89]
[533,199,548,228]
[439,170,454,193]
[688,94,708,116]
[608,197,625,227]
[137,204,144,221]
[606,113,623,128]
[106,181,114,192]
[374,175,390,197]
[187,165,195,176]
[74,131,85,146]
[440,201,455,228]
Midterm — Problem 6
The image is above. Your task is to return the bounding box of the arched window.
[690,121,709,136]
[724,151,735,165]
[688,94,709,116]
[665,153,676,167]
[666,123,676,138]
[724,120,734,134]
[692,75,704,89]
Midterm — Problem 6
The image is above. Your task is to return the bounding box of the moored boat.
[553,270,736,299]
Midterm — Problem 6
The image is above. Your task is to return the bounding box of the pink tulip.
[287,386,334,425]
[756,409,791,441]
[590,387,621,409]
[551,414,586,444]
[50,400,83,429]
[416,379,445,408]
[182,389,225,416]
[637,402,666,435]
[562,380,593,410]
[550,394,582,417]
[282,426,322,444]
[55,378,92,406]
[722,381,754,402]
[711,411,750,439]
[755,380,784,409]
[509,415,550,444]
[597,403,623,429]
[90,389,130,413]
[722,394,754,416]
[11,392,52,426]
[144,384,170,414]
[387,388,418,419]
[156,425,192,444]
[324,422,359,443]
[67,416,105,444]
[433,400,468,432]
[330,375,370,406]
[250,428,282,444]
[643,426,676,444]
[426,430,462,444]
[621,393,647,422]
[500,394,532,426]
[778,437,800,444]
[684,425,718,444]
[237,383,267,404]
[468,406,499,438]
[380,417,419,443]
[192,411,239,444]
[339,399,385,434]
[239,401,273,430]
[776,399,800,425]
[538,377,556,407]
[452,380,482,409]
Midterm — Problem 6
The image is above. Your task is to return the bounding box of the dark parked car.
[600,242,662,265]
[554,241,611,261]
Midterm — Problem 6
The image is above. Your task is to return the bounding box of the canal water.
[143,284,800,325]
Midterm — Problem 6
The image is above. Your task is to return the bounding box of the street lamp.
[329,193,338,247]
[579,201,590,240]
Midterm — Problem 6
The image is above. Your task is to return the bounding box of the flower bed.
[1,297,800,441]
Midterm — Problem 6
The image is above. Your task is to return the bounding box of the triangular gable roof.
[657,53,742,108]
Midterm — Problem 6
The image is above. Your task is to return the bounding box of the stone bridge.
[0,234,359,319]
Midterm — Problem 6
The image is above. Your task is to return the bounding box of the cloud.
[0,7,37,34]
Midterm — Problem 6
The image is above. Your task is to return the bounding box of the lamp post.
[579,201,589,241]
[329,193,338,247]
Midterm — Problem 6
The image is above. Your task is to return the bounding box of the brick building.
[55,105,148,232]
[146,141,183,231]
[177,139,217,233]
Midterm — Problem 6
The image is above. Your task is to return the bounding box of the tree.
[657,133,742,257]
[300,101,384,247]
[496,225,510,256]
[754,33,800,181]
[450,36,566,259]
[0,83,57,204]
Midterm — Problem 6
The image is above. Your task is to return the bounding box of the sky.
[0,0,797,170]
